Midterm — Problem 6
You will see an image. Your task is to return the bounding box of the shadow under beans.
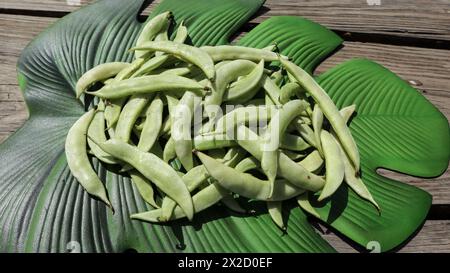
[309,183,349,225]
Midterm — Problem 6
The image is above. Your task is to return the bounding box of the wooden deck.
[0,0,449,252]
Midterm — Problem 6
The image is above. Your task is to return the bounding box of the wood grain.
[1,0,450,43]
[318,220,450,253]
[0,14,56,142]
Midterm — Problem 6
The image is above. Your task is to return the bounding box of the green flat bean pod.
[115,94,152,143]
[94,139,194,220]
[204,59,257,112]
[87,101,118,165]
[267,201,285,230]
[312,104,324,156]
[297,193,320,219]
[261,100,308,189]
[131,182,228,222]
[317,130,345,201]
[87,74,206,99]
[135,11,172,59]
[130,170,159,208]
[65,109,112,210]
[281,59,360,170]
[200,45,287,62]
[131,41,215,80]
[224,60,265,104]
[76,62,130,98]
[279,82,304,104]
[138,95,164,152]
[234,125,325,192]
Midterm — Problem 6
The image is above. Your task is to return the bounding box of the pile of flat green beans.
[66,11,379,230]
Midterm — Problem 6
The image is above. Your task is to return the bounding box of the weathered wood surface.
[1,0,450,43]
[319,220,450,253]
[0,0,449,253]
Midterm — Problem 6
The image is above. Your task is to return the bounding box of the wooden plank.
[1,0,450,42]
[318,220,450,253]
[0,15,56,142]
[316,42,450,116]
[0,14,449,204]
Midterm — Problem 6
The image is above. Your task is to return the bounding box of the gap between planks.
[0,13,449,204]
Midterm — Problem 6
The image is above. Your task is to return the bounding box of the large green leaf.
[1,0,448,253]
[1,0,343,253]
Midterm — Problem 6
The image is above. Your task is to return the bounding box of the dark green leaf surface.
[0,0,448,253]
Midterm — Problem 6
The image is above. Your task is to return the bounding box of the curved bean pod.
[200,45,287,62]
[132,54,172,77]
[115,94,152,143]
[294,121,317,148]
[334,134,380,211]
[234,156,259,173]
[261,100,308,192]
[340,104,356,122]
[333,106,379,211]
[129,170,159,208]
[76,62,129,98]
[87,101,118,164]
[87,74,206,99]
[312,104,324,156]
[262,75,282,106]
[196,150,270,199]
[224,60,265,104]
[234,125,325,191]
[317,130,345,201]
[297,193,320,219]
[95,139,194,220]
[281,58,360,170]
[196,151,304,201]
[138,95,164,152]
[131,182,228,222]
[298,150,324,173]
[221,195,247,214]
[104,58,148,127]
[159,168,210,221]
[270,70,284,86]
[280,133,311,151]
[267,201,285,230]
[163,137,176,163]
[135,11,172,59]
[214,105,273,135]
[193,134,236,151]
[172,21,188,43]
[204,60,256,112]
[279,82,304,104]
[172,91,201,170]
[160,148,244,220]
[131,41,215,80]
[65,109,112,209]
